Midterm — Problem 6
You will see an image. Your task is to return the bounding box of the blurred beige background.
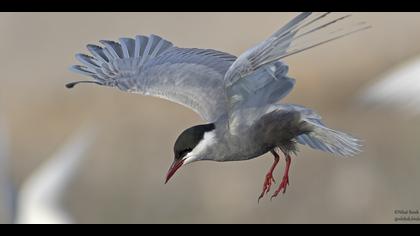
[0,12,420,224]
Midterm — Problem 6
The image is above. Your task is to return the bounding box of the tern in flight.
[68,12,367,200]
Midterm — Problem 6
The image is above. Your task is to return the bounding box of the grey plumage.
[70,37,235,122]
[68,12,367,197]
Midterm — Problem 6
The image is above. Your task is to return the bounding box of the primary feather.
[224,12,370,86]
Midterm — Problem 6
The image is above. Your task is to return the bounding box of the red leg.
[271,153,291,200]
[258,150,279,202]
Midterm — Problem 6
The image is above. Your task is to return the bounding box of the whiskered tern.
[67,12,367,201]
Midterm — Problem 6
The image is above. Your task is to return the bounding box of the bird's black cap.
[173,123,215,160]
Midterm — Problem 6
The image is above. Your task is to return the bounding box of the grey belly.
[206,131,267,162]
[213,130,278,162]
[220,110,308,161]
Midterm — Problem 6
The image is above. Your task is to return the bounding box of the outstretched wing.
[225,12,370,133]
[69,34,236,123]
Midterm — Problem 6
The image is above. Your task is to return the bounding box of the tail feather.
[297,118,362,157]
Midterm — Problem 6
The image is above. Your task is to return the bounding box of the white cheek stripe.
[183,130,216,164]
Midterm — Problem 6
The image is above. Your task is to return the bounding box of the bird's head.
[165,123,216,184]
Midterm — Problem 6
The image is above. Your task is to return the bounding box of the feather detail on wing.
[224,12,371,86]
[226,62,295,111]
[68,34,236,122]
[226,62,296,134]
[68,34,174,88]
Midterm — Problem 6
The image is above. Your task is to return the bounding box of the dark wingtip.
[65,81,102,89]
[65,82,77,89]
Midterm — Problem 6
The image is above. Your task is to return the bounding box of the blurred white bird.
[0,120,95,224]
[15,127,95,224]
[358,56,420,116]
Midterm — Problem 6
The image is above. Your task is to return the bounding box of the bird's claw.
[258,173,276,202]
[270,175,289,200]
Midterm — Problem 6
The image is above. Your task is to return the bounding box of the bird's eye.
[180,148,192,158]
